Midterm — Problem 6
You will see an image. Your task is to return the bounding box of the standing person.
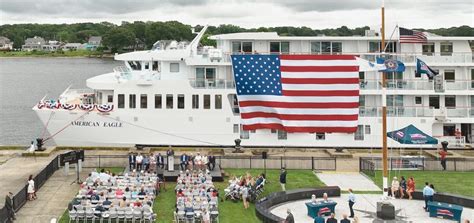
[27,175,36,200]
[423,182,434,211]
[241,185,250,209]
[166,148,175,171]
[406,177,415,200]
[326,213,337,223]
[313,213,325,223]
[438,147,448,171]
[340,214,351,223]
[149,153,156,171]
[136,153,143,171]
[391,177,400,198]
[279,167,287,191]
[5,192,15,221]
[143,154,150,171]
[285,209,294,223]
[156,153,165,169]
[207,154,216,170]
[180,153,188,170]
[128,153,136,171]
[348,188,355,218]
[455,128,462,146]
[399,176,407,199]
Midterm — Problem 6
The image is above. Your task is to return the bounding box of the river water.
[0,58,121,145]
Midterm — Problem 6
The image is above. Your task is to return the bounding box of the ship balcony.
[360,79,474,92]
[358,52,473,65]
[189,79,236,89]
[58,88,95,104]
[359,106,474,118]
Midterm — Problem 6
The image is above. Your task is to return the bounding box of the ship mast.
[381,0,389,198]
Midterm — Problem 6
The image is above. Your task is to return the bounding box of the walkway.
[14,169,88,223]
[316,172,381,191]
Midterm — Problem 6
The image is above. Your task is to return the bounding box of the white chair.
[68,210,77,223]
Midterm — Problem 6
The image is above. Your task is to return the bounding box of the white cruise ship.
[33,27,474,148]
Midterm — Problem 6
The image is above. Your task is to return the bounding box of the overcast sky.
[0,0,472,29]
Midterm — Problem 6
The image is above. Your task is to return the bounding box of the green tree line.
[1,21,472,51]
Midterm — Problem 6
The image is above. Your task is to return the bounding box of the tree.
[103,27,136,53]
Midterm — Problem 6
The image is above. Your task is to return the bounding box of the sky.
[0,0,472,29]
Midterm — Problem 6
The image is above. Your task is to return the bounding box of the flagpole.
[381,0,389,198]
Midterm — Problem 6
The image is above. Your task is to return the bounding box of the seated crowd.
[224,172,266,209]
[68,168,159,222]
[174,169,219,223]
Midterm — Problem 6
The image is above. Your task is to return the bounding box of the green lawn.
[370,170,474,197]
[0,50,105,57]
[59,168,324,223]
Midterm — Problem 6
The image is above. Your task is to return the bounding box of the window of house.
[118,94,125,108]
[278,130,287,140]
[170,63,180,72]
[177,94,185,109]
[364,125,371,135]
[270,42,290,54]
[192,94,199,109]
[215,95,222,109]
[240,125,249,139]
[445,95,456,108]
[129,94,136,108]
[107,95,113,103]
[316,133,325,140]
[154,94,162,109]
[166,94,173,109]
[204,94,210,109]
[140,94,147,109]
[415,96,423,105]
[422,43,435,56]
[429,95,440,109]
[354,125,364,140]
[444,70,455,82]
[440,42,453,56]
[233,124,239,133]
[232,41,253,53]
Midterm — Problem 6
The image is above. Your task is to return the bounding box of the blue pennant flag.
[416,58,439,79]
[376,57,406,72]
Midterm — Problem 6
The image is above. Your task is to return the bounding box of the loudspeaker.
[262,151,268,159]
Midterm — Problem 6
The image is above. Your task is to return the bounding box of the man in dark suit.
[326,213,337,223]
[156,153,165,169]
[340,214,350,223]
[5,192,15,221]
[128,153,136,170]
[180,153,188,170]
[207,155,216,170]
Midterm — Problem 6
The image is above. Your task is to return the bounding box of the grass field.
[370,170,474,197]
[59,168,324,223]
[0,50,106,57]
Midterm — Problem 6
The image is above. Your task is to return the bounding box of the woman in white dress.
[27,175,36,200]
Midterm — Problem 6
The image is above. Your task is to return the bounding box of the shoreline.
[0,55,114,59]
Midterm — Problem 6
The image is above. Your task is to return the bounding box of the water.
[0,57,121,145]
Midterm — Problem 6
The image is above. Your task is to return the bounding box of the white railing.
[189,80,235,89]
[113,66,132,79]
[359,107,474,118]
[434,136,466,147]
[359,79,473,91]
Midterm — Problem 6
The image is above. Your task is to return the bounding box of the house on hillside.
[41,40,62,51]
[0,36,13,50]
[63,43,86,51]
[86,36,102,50]
[22,36,46,51]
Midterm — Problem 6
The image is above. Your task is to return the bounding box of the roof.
[0,36,10,44]
[114,49,190,61]
[209,32,474,41]
[89,36,102,42]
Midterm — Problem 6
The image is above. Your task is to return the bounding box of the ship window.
[368,41,396,53]
[242,42,253,53]
[368,41,379,53]
[415,96,423,105]
[107,95,113,103]
[204,94,211,109]
[152,61,159,71]
[118,94,125,108]
[232,42,241,53]
[271,129,277,134]
[422,43,435,56]
[144,62,149,70]
[154,94,162,109]
[321,42,331,53]
[232,41,253,53]
[233,124,239,133]
[178,94,185,109]
[129,94,136,108]
[445,95,456,108]
[170,63,180,72]
[359,95,365,107]
[128,61,142,70]
[192,95,199,109]
[206,68,216,87]
[331,42,342,53]
[444,70,455,82]
[429,95,440,109]
[310,42,321,54]
[166,94,173,109]
[240,125,249,139]
[364,125,371,135]
[215,95,222,109]
[354,125,364,140]
[270,42,289,54]
[316,133,325,140]
[140,94,147,109]
[277,130,287,140]
[196,68,205,87]
[440,42,453,56]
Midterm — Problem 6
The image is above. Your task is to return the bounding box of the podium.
[168,156,175,171]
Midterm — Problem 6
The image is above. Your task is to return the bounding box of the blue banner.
[376,57,406,72]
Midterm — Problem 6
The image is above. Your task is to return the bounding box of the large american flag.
[231,54,359,133]
[399,27,427,43]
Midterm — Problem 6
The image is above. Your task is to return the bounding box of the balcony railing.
[359,79,473,91]
[189,79,235,89]
[359,107,474,118]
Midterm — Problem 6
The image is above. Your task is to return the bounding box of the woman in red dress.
[406,177,415,200]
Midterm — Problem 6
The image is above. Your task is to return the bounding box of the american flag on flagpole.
[231,54,360,133]
[399,27,427,43]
